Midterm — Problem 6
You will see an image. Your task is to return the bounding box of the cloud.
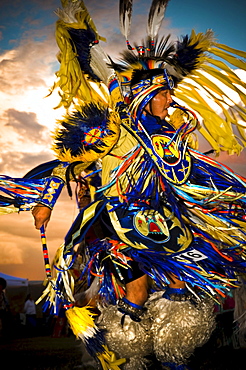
[0,106,54,177]
[4,109,47,142]
[0,0,59,34]
[5,109,45,139]
[32,0,60,12]
[0,16,65,178]
[0,151,54,177]
[0,212,40,271]
[0,36,57,95]
[0,190,78,280]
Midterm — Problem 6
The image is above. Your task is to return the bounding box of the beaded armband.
[162,287,193,302]
[118,297,146,322]
[38,176,65,209]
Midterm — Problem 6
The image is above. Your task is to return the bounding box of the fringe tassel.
[65,305,98,339]
[97,345,126,370]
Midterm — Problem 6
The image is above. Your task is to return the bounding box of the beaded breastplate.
[137,114,192,185]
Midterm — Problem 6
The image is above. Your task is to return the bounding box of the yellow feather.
[65,305,98,339]
[97,345,126,370]
[175,87,243,155]
[215,43,246,58]
[172,30,246,155]
[51,3,110,109]
[0,205,19,214]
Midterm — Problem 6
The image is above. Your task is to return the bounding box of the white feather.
[119,0,133,39]
[147,0,169,39]
[120,10,132,39]
[55,1,84,24]
[90,44,116,85]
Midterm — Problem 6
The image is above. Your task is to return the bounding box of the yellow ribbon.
[97,345,126,370]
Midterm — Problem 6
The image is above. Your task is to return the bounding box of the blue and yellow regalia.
[0,1,246,369]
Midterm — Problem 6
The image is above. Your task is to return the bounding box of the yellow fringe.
[97,345,126,370]
[174,30,246,155]
[65,305,98,339]
[50,1,110,109]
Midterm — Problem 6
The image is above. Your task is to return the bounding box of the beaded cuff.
[162,287,193,302]
[118,297,146,322]
[38,176,65,209]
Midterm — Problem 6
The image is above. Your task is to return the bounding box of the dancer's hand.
[32,204,52,230]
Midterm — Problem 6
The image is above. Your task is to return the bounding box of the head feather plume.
[147,0,170,39]
[119,0,133,39]
[109,33,211,85]
[51,0,246,155]
[110,36,175,79]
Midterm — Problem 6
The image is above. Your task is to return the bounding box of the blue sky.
[166,0,246,50]
[0,0,245,280]
[1,0,245,53]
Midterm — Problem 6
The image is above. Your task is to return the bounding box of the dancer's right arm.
[32,204,52,230]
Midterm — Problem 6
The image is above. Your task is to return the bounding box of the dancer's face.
[145,89,173,119]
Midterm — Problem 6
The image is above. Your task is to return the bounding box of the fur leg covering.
[97,305,152,370]
[147,292,216,365]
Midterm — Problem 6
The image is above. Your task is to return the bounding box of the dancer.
[0,1,246,369]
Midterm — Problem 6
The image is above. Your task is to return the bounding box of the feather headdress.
[112,28,246,154]
[52,0,246,157]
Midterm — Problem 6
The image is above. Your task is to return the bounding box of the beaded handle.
[40,225,52,279]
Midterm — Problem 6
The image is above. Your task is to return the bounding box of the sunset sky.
[0,0,245,281]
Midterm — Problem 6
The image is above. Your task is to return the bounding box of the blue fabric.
[162,287,188,300]
[122,297,143,309]
[23,159,60,179]
[84,330,106,357]
[162,362,190,370]
[58,111,246,303]
[38,176,65,209]
[140,110,163,134]
[3,104,245,312]
[0,160,66,210]
[0,175,46,209]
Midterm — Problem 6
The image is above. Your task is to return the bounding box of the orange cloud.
[0,190,79,280]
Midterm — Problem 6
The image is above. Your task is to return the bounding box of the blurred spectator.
[23,294,37,336]
[0,277,10,341]
[52,304,68,338]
